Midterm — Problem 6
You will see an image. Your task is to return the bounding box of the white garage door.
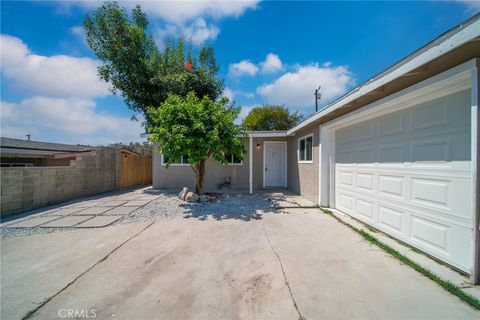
[335,89,472,272]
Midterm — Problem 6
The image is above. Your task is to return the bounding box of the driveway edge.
[321,208,480,311]
[21,222,155,320]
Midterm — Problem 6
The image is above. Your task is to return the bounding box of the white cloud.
[257,63,354,108]
[223,87,255,101]
[1,97,143,144]
[70,25,87,44]
[59,1,259,45]
[223,87,235,101]
[260,53,283,74]
[229,60,259,77]
[157,18,220,45]
[1,34,109,99]
[62,1,259,24]
[456,0,480,11]
[229,53,283,77]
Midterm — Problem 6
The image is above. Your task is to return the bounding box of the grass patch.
[321,208,480,311]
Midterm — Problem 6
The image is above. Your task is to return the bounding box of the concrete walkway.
[1,206,479,319]
[1,187,159,230]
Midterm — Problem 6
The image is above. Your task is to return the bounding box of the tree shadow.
[181,193,279,221]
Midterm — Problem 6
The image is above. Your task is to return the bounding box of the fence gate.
[120,149,152,189]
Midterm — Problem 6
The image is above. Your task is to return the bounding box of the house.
[151,14,480,282]
[0,137,93,167]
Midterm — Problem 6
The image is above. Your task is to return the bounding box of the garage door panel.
[334,89,472,272]
[378,205,404,235]
[378,175,405,199]
[378,112,405,136]
[357,199,374,220]
[410,215,450,254]
[335,169,470,224]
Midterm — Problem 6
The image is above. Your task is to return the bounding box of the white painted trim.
[288,16,480,135]
[248,131,289,138]
[224,154,243,165]
[161,155,190,166]
[319,126,334,207]
[249,136,253,194]
[297,133,314,164]
[470,59,479,284]
[263,141,288,188]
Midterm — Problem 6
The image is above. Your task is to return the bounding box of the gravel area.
[1,191,280,238]
[1,224,84,239]
[119,192,278,223]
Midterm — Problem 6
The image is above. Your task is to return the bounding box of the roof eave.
[287,13,480,135]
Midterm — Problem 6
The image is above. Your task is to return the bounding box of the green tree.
[83,1,224,127]
[148,92,245,195]
[242,105,303,131]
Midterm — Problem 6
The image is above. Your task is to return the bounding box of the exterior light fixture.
[256,144,261,149]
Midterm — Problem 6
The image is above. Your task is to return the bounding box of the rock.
[199,195,210,203]
[178,187,189,201]
[185,192,199,202]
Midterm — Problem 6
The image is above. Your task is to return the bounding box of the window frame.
[161,155,190,166]
[225,154,243,166]
[298,133,314,164]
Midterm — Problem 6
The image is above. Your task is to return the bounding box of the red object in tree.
[185,60,192,71]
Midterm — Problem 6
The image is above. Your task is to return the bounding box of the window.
[162,155,189,165]
[226,154,243,165]
[298,134,313,163]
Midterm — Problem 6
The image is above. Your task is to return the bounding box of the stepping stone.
[43,207,84,216]
[41,216,92,228]
[137,196,159,200]
[75,207,112,215]
[113,195,142,201]
[103,206,138,215]
[123,200,150,207]
[75,216,121,228]
[7,217,59,228]
[99,201,127,207]
[71,201,103,208]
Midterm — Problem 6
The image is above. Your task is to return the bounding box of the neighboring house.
[0,137,93,167]
[151,14,480,282]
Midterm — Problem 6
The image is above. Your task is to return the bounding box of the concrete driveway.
[2,206,479,319]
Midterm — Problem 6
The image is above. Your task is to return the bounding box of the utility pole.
[315,85,321,112]
[26,134,31,141]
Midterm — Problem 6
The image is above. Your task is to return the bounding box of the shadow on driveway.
[181,193,278,221]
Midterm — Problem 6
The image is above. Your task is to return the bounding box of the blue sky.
[1,1,478,145]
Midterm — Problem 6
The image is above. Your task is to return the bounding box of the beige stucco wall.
[153,141,249,191]
[152,137,289,192]
[287,123,319,203]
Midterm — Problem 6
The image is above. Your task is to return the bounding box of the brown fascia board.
[317,40,480,126]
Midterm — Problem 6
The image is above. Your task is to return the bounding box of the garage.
[333,85,472,272]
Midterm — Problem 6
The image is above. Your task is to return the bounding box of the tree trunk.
[195,160,206,195]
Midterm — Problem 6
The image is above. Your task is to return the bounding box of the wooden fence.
[120,150,152,189]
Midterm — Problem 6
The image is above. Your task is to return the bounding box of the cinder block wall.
[0,148,120,216]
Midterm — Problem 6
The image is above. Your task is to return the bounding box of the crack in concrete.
[261,219,305,320]
[21,222,155,320]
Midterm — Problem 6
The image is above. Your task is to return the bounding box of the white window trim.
[298,133,314,164]
[161,155,190,166]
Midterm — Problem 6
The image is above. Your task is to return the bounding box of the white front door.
[264,141,286,187]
